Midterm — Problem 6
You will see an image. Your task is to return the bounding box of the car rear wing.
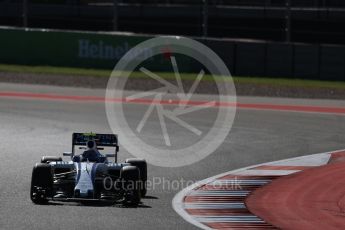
[71,133,119,162]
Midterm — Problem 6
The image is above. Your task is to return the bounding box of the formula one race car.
[30,133,147,206]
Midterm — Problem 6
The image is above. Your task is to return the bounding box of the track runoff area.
[173,149,345,229]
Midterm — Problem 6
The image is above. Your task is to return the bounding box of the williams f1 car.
[30,133,147,206]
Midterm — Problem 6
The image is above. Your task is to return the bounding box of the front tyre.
[120,166,141,206]
[30,163,53,204]
[125,158,147,197]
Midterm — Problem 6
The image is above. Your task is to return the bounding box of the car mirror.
[63,152,72,156]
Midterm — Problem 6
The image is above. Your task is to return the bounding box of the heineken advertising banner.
[0,27,201,72]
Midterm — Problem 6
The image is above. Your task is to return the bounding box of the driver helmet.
[86,140,97,150]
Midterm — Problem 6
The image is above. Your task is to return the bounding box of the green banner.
[0,27,202,72]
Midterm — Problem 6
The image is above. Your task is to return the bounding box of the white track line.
[183,203,246,210]
[189,190,250,196]
[194,216,264,223]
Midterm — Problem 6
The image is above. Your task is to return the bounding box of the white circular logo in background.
[106,36,236,167]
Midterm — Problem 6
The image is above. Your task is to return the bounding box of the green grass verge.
[1,63,345,90]
[0,64,111,78]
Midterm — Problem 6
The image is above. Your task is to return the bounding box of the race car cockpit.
[81,140,102,162]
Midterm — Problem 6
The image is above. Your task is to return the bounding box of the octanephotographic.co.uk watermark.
[105,36,237,167]
[102,176,243,192]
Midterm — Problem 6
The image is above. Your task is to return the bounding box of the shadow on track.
[31,195,158,208]
[141,195,158,200]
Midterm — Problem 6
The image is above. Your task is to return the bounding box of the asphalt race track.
[0,83,344,230]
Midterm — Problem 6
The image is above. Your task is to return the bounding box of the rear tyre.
[30,163,53,204]
[120,166,141,206]
[125,158,147,197]
[41,156,62,163]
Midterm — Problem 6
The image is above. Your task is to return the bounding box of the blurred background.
[0,1,345,81]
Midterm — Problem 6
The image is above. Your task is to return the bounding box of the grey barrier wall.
[0,27,344,81]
